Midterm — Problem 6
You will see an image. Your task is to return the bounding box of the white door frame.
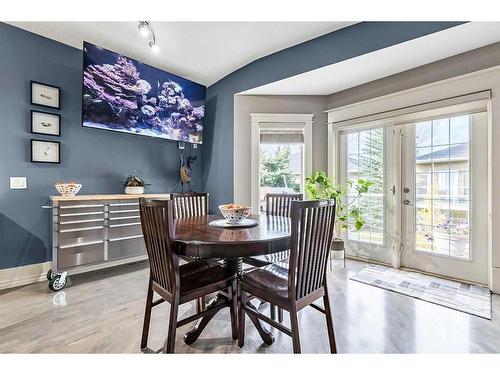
[250,113,313,210]
[328,96,491,286]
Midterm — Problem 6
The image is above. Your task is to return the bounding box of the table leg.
[183,257,275,346]
[183,293,229,345]
[223,257,242,274]
[228,257,275,346]
[183,258,241,345]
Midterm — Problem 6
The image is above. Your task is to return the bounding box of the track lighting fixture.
[138,21,150,38]
[138,21,159,53]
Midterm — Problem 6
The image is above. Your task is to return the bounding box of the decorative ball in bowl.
[219,204,252,224]
[55,182,82,197]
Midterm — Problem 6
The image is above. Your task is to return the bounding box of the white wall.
[233,95,327,204]
[327,42,500,109]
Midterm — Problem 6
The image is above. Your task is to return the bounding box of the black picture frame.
[30,139,61,164]
[30,80,61,109]
[31,110,61,137]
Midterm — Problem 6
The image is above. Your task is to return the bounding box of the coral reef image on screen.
[82,42,205,143]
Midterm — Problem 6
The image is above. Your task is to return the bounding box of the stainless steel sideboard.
[45,194,170,291]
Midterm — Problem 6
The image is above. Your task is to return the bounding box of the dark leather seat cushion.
[243,250,290,267]
[240,262,289,300]
[179,260,233,297]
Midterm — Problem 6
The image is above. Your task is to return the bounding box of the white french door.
[399,112,488,284]
[339,122,396,264]
[338,108,489,284]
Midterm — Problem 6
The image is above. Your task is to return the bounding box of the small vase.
[124,186,144,195]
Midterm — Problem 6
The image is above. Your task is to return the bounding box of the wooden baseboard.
[0,262,51,290]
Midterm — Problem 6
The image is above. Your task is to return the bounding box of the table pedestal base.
[183,293,229,345]
[183,257,275,346]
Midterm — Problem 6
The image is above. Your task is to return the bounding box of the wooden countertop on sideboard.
[50,194,171,202]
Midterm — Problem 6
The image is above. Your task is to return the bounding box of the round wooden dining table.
[172,213,291,345]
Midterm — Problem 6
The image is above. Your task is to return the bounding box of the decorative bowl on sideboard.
[55,182,82,197]
[124,186,145,195]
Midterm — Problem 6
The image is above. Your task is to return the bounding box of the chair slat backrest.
[139,198,179,294]
[171,192,209,219]
[265,193,303,218]
[288,200,336,300]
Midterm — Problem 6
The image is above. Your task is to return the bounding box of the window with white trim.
[259,128,304,212]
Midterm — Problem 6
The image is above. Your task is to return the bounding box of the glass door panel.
[411,116,469,258]
[400,112,488,284]
[339,124,395,263]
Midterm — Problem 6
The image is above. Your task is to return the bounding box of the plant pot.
[124,186,144,195]
[331,238,345,260]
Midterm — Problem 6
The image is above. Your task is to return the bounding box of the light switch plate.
[10,177,27,190]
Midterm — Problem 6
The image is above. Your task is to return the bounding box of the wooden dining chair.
[238,199,337,354]
[171,192,209,219]
[243,193,302,322]
[139,198,238,353]
[253,193,302,262]
[171,192,210,313]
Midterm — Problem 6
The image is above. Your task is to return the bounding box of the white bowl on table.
[219,204,252,224]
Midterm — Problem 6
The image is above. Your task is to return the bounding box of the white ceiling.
[241,22,500,96]
[7,21,355,86]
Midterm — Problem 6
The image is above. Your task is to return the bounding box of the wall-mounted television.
[82,42,206,144]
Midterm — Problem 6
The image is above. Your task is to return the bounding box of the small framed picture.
[31,139,60,164]
[31,110,61,136]
[30,81,60,109]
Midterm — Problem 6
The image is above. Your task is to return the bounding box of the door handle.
[403,199,413,206]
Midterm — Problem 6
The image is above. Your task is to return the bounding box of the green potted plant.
[123,174,149,195]
[305,171,372,260]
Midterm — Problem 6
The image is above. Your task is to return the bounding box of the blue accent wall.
[0,23,200,270]
[202,22,464,208]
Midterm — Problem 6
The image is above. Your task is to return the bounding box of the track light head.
[149,41,160,53]
[138,21,159,54]
[138,21,150,38]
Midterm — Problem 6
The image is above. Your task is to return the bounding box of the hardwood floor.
[0,259,499,353]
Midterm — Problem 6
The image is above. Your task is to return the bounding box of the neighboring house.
[415,142,469,226]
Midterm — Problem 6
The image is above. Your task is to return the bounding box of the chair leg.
[278,307,283,323]
[323,285,337,353]
[270,304,276,320]
[229,279,238,341]
[238,287,247,348]
[163,298,179,354]
[289,306,301,354]
[196,296,205,313]
[141,279,154,350]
